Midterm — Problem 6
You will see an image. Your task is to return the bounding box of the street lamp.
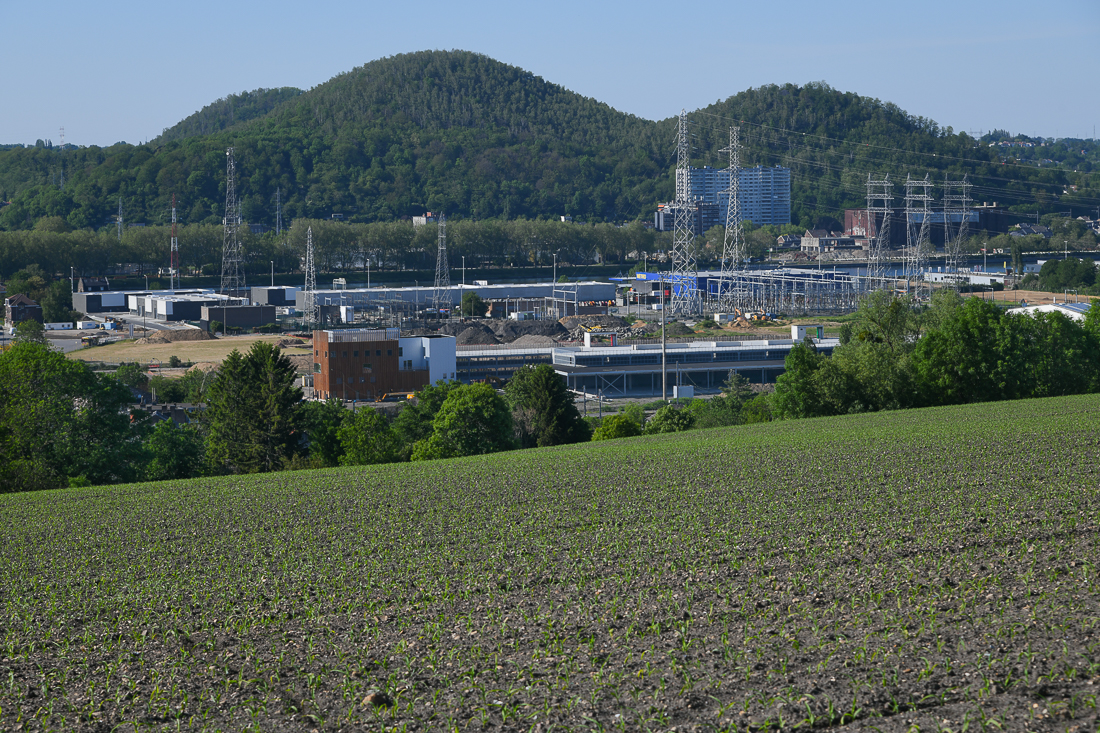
[270,261,274,287]
[144,274,149,291]
[462,256,466,288]
[552,252,557,284]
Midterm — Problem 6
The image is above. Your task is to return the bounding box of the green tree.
[392,379,463,457]
[148,375,186,402]
[772,341,825,419]
[143,421,205,481]
[40,280,79,323]
[460,291,487,317]
[740,394,773,424]
[12,318,47,344]
[338,407,401,465]
[203,342,302,473]
[913,296,1005,405]
[591,413,643,441]
[115,363,149,392]
[505,364,590,448]
[298,399,350,467]
[410,383,514,460]
[644,404,695,434]
[0,342,140,491]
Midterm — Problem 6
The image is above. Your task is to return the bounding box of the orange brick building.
[312,328,456,401]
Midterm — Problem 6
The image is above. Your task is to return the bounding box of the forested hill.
[0,50,1094,233]
[155,87,303,143]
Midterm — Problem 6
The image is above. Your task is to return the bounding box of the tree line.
[771,291,1100,418]
[3,289,1097,493]
[0,217,812,281]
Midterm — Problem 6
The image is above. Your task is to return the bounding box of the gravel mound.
[151,328,214,342]
[558,315,627,331]
[134,335,171,345]
[492,320,568,342]
[456,325,500,345]
[508,334,559,347]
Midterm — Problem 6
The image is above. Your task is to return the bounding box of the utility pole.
[117,197,123,241]
[943,175,973,290]
[431,214,450,317]
[552,252,557,285]
[170,194,179,291]
[304,226,317,330]
[903,174,932,296]
[865,173,893,291]
[719,126,743,311]
[275,188,282,236]
[661,278,667,401]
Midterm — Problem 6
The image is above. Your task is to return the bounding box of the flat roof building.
[313,329,456,401]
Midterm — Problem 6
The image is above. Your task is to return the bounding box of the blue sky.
[2,0,1097,147]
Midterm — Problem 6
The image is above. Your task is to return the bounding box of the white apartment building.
[672,165,791,227]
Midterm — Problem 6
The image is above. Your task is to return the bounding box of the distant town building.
[77,277,111,293]
[312,329,456,401]
[775,234,802,249]
[1012,223,1053,238]
[664,165,792,229]
[653,201,720,235]
[412,212,438,228]
[5,294,43,326]
[800,230,860,254]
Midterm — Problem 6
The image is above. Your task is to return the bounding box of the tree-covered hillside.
[0,51,1095,234]
[155,87,303,143]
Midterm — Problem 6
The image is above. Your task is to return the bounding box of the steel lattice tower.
[431,214,451,315]
[669,110,699,317]
[903,175,933,295]
[170,194,179,291]
[304,226,318,329]
[219,148,243,297]
[718,126,744,311]
[942,175,972,288]
[865,174,893,291]
[275,188,282,236]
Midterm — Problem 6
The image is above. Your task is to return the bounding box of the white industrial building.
[1005,302,1092,322]
[293,281,616,313]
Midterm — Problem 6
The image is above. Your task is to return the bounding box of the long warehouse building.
[292,281,616,312]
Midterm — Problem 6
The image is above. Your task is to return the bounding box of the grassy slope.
[2,395,1099,730]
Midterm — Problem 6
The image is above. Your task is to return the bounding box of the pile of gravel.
[455,325,500,345]
[508,334,558,347]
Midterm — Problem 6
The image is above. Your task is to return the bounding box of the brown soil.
[69,334,296,366]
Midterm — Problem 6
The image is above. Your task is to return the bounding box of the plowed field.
[3,395,1099,731]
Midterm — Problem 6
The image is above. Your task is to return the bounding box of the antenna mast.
[432,214,451,316]
[718,126,744,311]
[865,173,893,291]
[219,147,243,298]
[304,226,317,329]
[669,109,699,317]
[170,194,179,290]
